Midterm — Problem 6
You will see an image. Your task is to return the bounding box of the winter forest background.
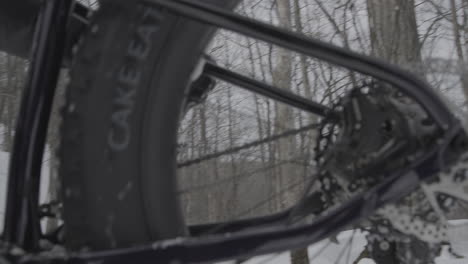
[0,0,468,263]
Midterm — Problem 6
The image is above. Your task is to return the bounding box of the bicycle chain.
[177,122,320,168]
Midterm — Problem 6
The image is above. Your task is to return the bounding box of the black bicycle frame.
[1,0,462,263]
[3,0,74,251]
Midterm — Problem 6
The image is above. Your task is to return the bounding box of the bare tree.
[0,54,26,151]
[365,0,425,261]
[448,0,468,101]
[270,0,310,263]
[367,0,423,70]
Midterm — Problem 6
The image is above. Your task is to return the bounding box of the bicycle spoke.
[203,62,335,117]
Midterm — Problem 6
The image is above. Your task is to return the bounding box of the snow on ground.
[0,151,8,230]
[0,150,50,232]
[447,219,468,258]
[224,221,468,264]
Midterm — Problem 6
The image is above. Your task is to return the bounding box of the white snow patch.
[218,222,468,264]
[0,150,50,232]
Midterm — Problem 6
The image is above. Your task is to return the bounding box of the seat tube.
[3,0,73,251]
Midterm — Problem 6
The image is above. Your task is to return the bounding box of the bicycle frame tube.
[3,0,73,251]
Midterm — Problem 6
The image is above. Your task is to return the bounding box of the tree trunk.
[449,0,468,104]
[366,0,423,262]
[272,0,309,263]
[367,0,422,71]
